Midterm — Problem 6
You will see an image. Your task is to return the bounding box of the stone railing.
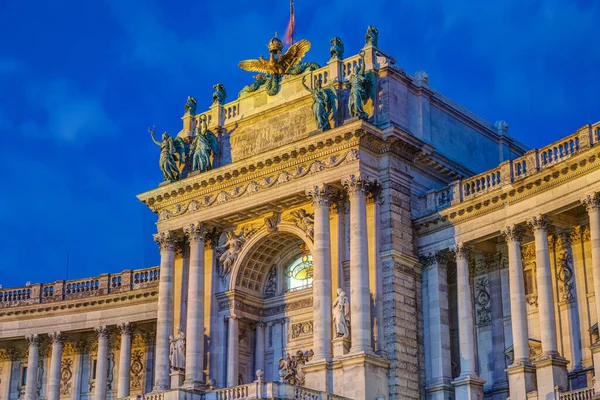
[0,266,160,308]
[342,54,364,79]
[204,382,353,400]
[556,387,595,400]
[416,122,600,213]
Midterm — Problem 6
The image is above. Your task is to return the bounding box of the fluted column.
[153,231,178,392]
[342,174,373,354]
[47,332,64,400]
[306,184,333,361]
[24,334,39,400]
[226,315,239,387]
[581,193,600,394]
[450,243,484,397]
[503,224,536,399]
[527,215,568,399]
[117,323,132,398]
[255,322,266,374]
[183,222,207,389]
[94,326,109,400]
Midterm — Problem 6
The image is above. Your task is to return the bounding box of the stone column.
[306,184,333,361]
[581,193,600,395]
[117,323,132,398]
[255,322,266,374]
[342,174,373,354]
[183,222,207,389]
[450,243,485,397]
[24,334,40,400]
[152,231,178,392]
[47,332,64,400]
[421,252,453,399]
[528,215,568,398]
[271,319,284,381]
[502,224,536,399]
[94,326,109,400]
[227,315,239,387]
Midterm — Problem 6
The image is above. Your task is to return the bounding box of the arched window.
[285,253,313,292]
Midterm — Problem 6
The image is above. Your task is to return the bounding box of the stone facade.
[2,30,600,400]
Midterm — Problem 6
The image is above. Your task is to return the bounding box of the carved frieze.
[156,148,360,221]
[264,298,313,316]
[290,321,314,339]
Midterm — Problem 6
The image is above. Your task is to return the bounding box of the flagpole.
[290,0,294,45]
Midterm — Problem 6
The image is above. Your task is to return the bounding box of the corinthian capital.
[450,243,470,260]
[48,332,64,345]
[581,192,600,213]
[184,222,207,243]
[527,215,549,233]
[502,224,524,243]
[341,173,374,197]
[153,230,179,252]
[26,334,40,347]
[305,184,333,207]
[94,326,109,339]
[117,322,132,336]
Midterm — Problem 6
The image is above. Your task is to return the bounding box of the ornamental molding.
[415,148,600,231]
[60,358,73,396]
[289,320,314,340]
[474,277,491,326]
[130,349,145,389]
[156,148,360,222]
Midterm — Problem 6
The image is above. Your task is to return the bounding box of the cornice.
[415,147,600,233]
[0,287,158,320]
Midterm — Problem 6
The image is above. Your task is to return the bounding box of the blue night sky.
[0,1,599,288]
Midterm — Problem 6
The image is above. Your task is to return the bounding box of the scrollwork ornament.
[184,222,208,243]
[581,192,600,213]
[474,277,492,325]
[305,184,333,207]
[60,358,73,395]
[153,231,179,252]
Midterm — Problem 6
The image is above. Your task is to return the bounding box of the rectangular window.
[524,269,535,295]
[21,367,28,386]
[92,360,97,379]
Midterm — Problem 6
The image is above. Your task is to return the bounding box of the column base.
[425,378,454,400]
[303,359,332,392]
[332,336,351,358]
[452,374,485,400]
[332,352,390,400]
[170,370,185,389]
[534,353,568,400]
[507,361,537,400]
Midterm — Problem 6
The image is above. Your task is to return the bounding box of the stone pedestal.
[332,352,389,400]
[452,374,485,400]
[535,354,568,400]
[332,337,350,358]
[506,362,537,400]
[303,359,331,392]
[170,370,185,389]
[425,379,455,400]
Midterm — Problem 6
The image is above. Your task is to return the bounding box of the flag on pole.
[284,0,295,47]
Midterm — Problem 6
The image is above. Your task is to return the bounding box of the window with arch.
[285,253,313,292]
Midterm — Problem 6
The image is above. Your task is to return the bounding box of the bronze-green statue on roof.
[346,50,376,120]
[302,74,337,131]
[149,126,187,182]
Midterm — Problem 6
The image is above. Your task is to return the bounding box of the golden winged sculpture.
[238,34,319,96]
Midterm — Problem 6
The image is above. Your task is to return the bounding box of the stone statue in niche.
[149,126,187,182]
[302,74,337,131]
[291,209,314,240]
[278,349,314,386]
[190,114,220,173]
[345,50,376,120]
[332,288,350,338]
[264,265,277,298]
[169,326,186,371]
[365,25,379,47]
[330,37,344,60]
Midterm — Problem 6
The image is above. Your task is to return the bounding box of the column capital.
[258,321,267,328]
[341,173,374,198]
[117,322,132,336]
[450,243,470,260]
[225,314,238,321]
[305,184,334,207]
[153,230,180,252]
[94,325,109,339]
[420,251,449,267]
[581,192,600,213]
[502,224,524,243]
[48,332,64,345]
[26,333,40,347]
[184,222,208,243]
[527,215,549,232]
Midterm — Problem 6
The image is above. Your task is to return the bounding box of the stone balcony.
[123,381,353,400]
[0,266,160,309]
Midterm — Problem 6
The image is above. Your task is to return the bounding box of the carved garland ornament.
[130,349,145,389]
[60,358,73,395]
[157,148,360,221]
